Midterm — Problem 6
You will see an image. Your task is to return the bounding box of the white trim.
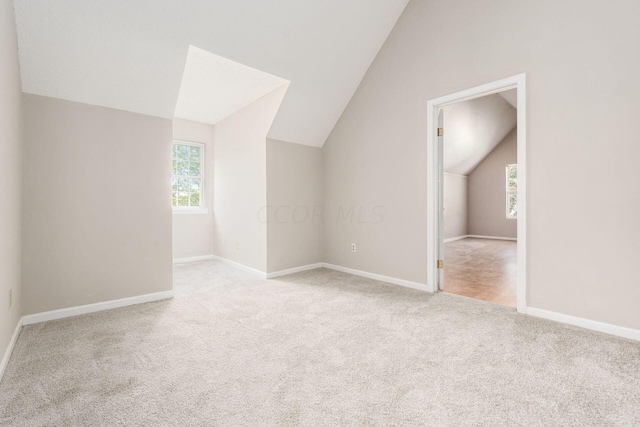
[173,208,209,215]
[443,235,468,243]
[427,73,527,314]
[0,317,22,384]
[443,172,468,179]
[173,255,215,264]
[210,255,267,279]
[466,235,517,241]
[322,263,431,293]
[526,307,640,342]
[266,263,323,279]
[22,290,174,326]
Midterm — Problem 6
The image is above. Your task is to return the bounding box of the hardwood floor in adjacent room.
[443,238,517,307]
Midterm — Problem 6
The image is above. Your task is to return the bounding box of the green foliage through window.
[506,164,517,219]
[172,142,203,208]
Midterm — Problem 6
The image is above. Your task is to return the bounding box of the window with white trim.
[172,141,204,209]
[506,164,517,219]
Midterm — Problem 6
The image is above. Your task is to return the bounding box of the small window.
[506,164,517,219]
[172,141,204,209]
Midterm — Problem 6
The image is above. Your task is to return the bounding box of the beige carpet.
[1,261,639,426]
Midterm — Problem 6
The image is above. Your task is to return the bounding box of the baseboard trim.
[466,235,517,241]
[322,263,431,293]
[443,235,468,243]
[173,255,215,264]
[0,317,23,384]
[267,263,324,279]
[210,255,267,279]
[526,307,640,341]
[22,290,175,326]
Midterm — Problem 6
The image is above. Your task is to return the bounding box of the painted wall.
[443,174,467,240]
[468,128,517,239]
[0,0,23,364]
[323,0,640,330]
[22,95,173,315]
[212,87,287,273]
[266,138,323,273]
[172,119,215,260]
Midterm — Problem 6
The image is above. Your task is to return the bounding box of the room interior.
[1,0,640,425]
[442,90,518,307]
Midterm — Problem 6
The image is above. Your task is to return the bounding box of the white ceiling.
[13,0,409,147]
[443,94,516,175]
[174,46,289,125]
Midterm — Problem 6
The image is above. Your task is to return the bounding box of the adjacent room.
[1,0,640,425]
[441,90,518,307]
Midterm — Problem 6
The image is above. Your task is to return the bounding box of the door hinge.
[437,128,443,137]
[437,260,444,269]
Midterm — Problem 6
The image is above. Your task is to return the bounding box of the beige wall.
[22,95,173,315]
[266,138,323,273]
[443,174,467,239]
[172,119,215,260]
[212,87,287,273]
[323,0,640,329]
[0,0,23,361]
[468,128,517,239]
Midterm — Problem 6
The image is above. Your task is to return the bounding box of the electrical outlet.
[236,241,240,250]
[8,289,12,309]
[221,237,225,245]
[351,243,356,253]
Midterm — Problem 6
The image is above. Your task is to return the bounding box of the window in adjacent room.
[506,164,517,219]
[172,141,205,210]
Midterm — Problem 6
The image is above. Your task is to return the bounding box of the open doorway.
[427,74,526,312]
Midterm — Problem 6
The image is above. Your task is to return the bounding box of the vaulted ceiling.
[13,0,409,147]
[443,91,517,175]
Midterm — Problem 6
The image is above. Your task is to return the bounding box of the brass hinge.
[437,260,444,269]
[437,128,444,137]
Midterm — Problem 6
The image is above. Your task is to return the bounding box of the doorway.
[426,74,527,313]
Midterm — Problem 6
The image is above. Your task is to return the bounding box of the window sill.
[173,208,209,215]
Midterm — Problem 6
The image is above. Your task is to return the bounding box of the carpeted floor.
[1,261,639,426]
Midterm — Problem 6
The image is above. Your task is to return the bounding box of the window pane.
[171,193,177,207]
[189,192,200,207]
[189,146,201,161]
[177,193,189,207]
[176,178,189,192]
[508,193,518,218]
[189,161,201,176]
[177,145,189,161]
[172,144,180,159]
[190,178,201,192]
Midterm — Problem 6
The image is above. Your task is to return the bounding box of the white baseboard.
[210,255,267,279]
[467,235,517,241]
[0,317,23,384]
[173,255,215,264]
[267,263,323,279]
[322,263,431,293]
[444,235,468,243]
[526,307,640,341]
[22,290,174,326]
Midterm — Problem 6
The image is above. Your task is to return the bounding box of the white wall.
[22,95,173,315]
[266,138,323,273]
[323,0,640,330]
[0,0,23,361]
[467,128,517,239]
[212,87,287,273]
[172,119,215,260]
[443,174,467,240]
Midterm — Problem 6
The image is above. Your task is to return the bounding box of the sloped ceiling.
[174,46,290,125]
[443,93,516,175]
[13,0,409,147]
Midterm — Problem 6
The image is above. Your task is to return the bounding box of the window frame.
[172,139,208,214]
[506,163,517,219]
